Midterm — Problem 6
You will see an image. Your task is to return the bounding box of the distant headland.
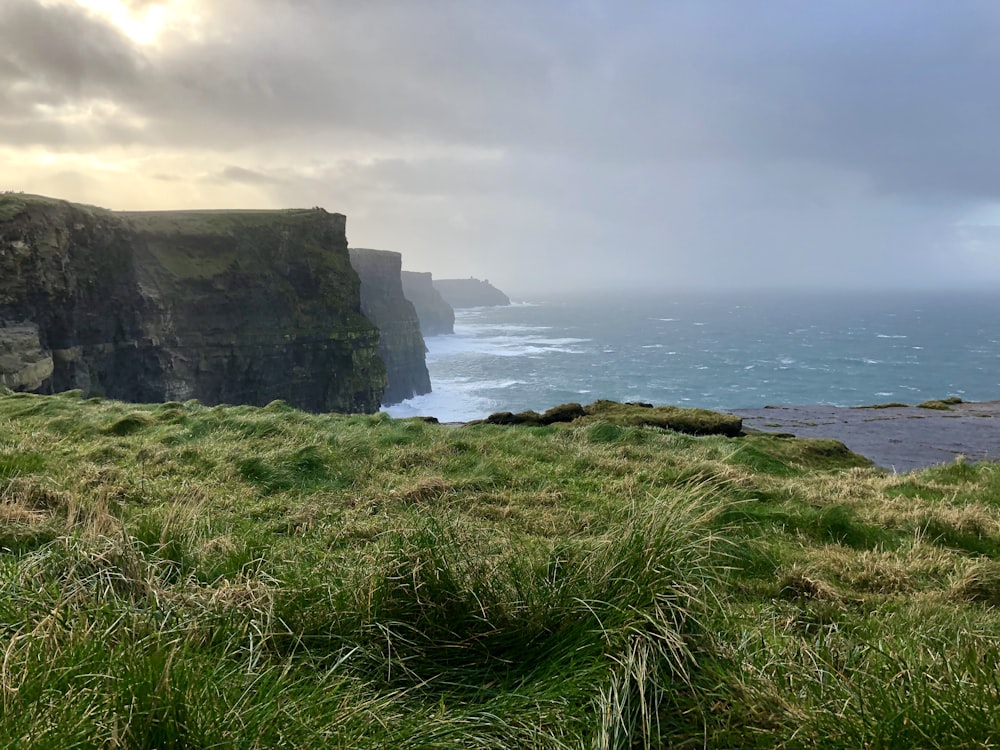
[432,277,511,308]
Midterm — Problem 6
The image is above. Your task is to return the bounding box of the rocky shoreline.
[730,400,1000,472]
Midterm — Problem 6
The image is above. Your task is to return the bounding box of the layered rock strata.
[0,322,53,391]
[400,271,454,336]
[349,249,432,405]
[0,194,386,412]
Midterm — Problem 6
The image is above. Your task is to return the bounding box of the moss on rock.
[475,399,743,437]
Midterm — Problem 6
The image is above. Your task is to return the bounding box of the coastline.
[730,400,1000,472]
[407,398,1000,473]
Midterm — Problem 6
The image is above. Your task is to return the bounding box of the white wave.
[485,345,585,357]
[383,392,493,422]
[525,337,591,346]
[457,323,553,335]
[424,331,588,361]
[484,336,586,353]
[383,377,526,422]
[876,334,908,339]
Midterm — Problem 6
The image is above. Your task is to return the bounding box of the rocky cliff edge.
[349,249,431,405]
[0,193,386,413]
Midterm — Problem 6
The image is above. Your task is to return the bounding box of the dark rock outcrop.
[400,271,454,336]
[349,249,432,406]
[0,193,386,412]
[432,277,510,308]
[0,322,53,391]
[472,400,743,436]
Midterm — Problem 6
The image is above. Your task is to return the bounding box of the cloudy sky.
[4,0,1000,293]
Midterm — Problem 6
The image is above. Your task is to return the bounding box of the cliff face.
[0,194,386,413]
[349,249,431,405]
[400,271,454,336]
[433,277,511,308]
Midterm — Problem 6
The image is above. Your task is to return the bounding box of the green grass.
[0,192,112,221]
[1,391,999,747]
[119,207,346,281]
[918,397,964,410]
[478,399,745,436]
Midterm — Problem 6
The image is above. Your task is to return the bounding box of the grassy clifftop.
[0,192,113,222]
[1,391,999,747]
[124,208,346,280]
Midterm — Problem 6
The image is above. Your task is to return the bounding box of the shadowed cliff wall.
[349,249,431,405]
[0,194,386,413]
[400,271,454,336]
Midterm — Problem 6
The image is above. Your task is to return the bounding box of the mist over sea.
[385,290,1000,423]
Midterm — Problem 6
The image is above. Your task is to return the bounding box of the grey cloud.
[212,166,286,186]
[5,0,999,185]
[0,1,145,98]
[6,0,1000,290]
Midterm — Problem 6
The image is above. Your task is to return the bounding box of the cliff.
[400,271,454,336]
[0,193,386,412]
[433,277,511,308]
[348,249,431,405]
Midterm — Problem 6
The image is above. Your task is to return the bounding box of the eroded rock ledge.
[0,322,53,391]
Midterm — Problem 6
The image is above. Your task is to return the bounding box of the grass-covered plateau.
[1,391,999,748]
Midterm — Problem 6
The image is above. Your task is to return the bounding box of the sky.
[4,0,1000,294]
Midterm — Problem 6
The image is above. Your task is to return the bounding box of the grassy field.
[1,390,999,748]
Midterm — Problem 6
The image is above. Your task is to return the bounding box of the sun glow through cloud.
[5,1,1000,290]
[70,0,175,45]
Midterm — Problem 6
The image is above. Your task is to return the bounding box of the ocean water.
[385,290,1000,423]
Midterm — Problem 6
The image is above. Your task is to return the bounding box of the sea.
[384,289,1000,423]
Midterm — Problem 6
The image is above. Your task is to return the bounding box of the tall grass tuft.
[265,493,722,748]
[3,391,1000,746]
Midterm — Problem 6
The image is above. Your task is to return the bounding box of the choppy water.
[385,289,1000,423]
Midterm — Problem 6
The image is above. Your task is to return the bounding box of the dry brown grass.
[951,560,1000,606]
[778,565,843,601]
